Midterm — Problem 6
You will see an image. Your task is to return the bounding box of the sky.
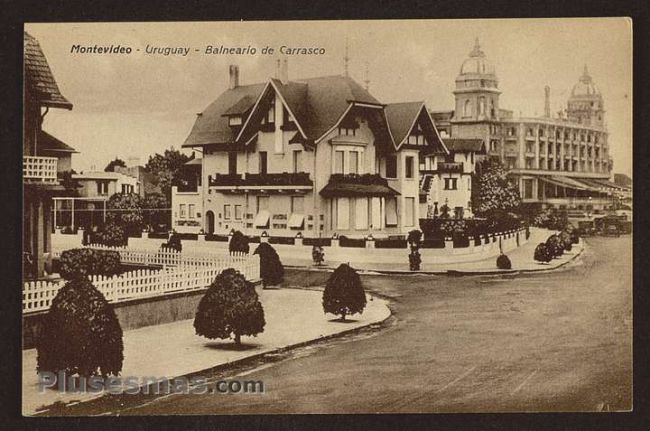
[26,18,632,176]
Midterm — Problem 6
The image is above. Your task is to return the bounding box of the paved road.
[83,236,633,414]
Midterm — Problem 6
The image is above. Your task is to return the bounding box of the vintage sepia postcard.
[22,18,632,416]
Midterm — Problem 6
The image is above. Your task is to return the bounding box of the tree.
[534,243,552,263]
[106,192,144,237]
[559,231,573,252]
[144,147,191,198]
[58,170,81,192]
[194,268,265,346]
[471,159,521,219]
[36,277,124,379]
[97,222,128,247]
[143,192,170,231]
[323,264,366,321]
[104,158,126,172]
[407,229,422,271]
[312,245,325,266]
[253,243,284,287]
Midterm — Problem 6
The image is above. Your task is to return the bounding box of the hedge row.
[58,248,121,279]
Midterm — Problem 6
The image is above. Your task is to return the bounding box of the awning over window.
[320,182,400,198]
[254,210,270,228]
[540,176,590,191]
[288,213,305,229]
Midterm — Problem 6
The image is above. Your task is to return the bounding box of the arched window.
[464,99,473,117]
[479,97,486,116]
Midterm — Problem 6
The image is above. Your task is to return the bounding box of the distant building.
[613,173,632,189]
[23,32,75,279]
[432,39,621,212]
[114,159,162,197]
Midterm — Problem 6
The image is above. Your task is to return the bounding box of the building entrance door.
[206,210,215,234]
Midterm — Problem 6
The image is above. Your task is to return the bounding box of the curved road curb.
[286,241,586,277]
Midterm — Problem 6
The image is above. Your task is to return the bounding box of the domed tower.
[452,38,501,122]
[567,65,605,128]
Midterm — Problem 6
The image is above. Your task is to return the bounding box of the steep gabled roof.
[443,138,486,153]
[24,32,72,110]
[185,75,386,150]
[386,102,448,154]
[38,130,77,153]
[385,102,425,145]
[183,82,265,147]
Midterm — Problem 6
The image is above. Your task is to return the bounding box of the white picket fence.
[24,250,260,314]
[52,244,237,268]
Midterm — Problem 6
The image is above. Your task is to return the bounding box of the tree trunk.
[234,333,241,345]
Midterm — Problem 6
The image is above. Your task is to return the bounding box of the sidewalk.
[22,288,390,415]
[282,228,585,274]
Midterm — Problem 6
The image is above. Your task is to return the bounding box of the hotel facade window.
[234,204,242,220]
[228,151,237,175]
[180,204,187,218]
[334,150,344,174]
[188,204,195,218]
[97,180,109,196]
[224,204,231,220]
[405,197,415,227]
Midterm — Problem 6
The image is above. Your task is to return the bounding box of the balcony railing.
[23,156,58,183]
[436,162,464,173]
[209,172,313,188]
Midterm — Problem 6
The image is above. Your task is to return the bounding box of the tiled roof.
[443,138,485,153]
[223,95,256,116]
[24,32,72,109]
[38,130,77,153]
[183,75,382,148]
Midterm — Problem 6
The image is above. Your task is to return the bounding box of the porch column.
[35,199,45,277]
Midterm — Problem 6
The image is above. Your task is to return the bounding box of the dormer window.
[228,116,242,126]
[267,100,275,124]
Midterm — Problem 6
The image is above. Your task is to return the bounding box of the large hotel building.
[432,39,617,212]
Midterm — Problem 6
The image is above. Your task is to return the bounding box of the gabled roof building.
[175,64,463,238]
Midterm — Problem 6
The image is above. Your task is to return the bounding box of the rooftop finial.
[470,37,484,57]
[364,61,370,91]
[344,38,350,77]
[580,64,592,83]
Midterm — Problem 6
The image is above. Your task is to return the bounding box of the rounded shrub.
[194,268,265,345]
[36,277,124,379]
[496,253,512,269]
[97,222,128,247]
[58,248,121,279]
[253,243,284,287]
[229,230,250,254]
[534,243,552,263]
[545,234,564,258]
[323,264,366,321]
[559,231,573,252]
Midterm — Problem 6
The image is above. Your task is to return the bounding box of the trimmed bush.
[559,231,573,252]
[496,253,512,269]
[534,243,552,263]
[36,277,123,378]
[545,234,564,258]
[58,248,121,279]
[161,233,182,252]
[229,230,250,254]
[97,222,128,247]
[312,245,325,265]
[254,243,284,286]
[323,264,366,321]
[194,268,265,345]
[407,229,422,248]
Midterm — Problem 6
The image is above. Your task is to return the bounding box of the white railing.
[23,156,58,183]
[24,249,260,314]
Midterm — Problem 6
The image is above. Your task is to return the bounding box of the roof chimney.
[544,85,551,118]
[229,65,239,89]
[279,57,289,84]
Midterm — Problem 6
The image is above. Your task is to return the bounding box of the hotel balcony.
[437,162,464,173]
[23,156,58,184]
[208,172,313,193]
